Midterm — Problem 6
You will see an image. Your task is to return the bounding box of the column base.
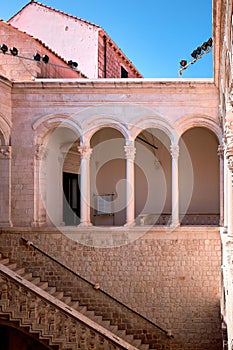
[124,221,136,227]
[220,226,228,234]
[31,220,48,227]
[169,221,180,231]
[0,220,13,228]
[78,222,93,227]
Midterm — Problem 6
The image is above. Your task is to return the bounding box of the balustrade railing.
[139,213,220,226]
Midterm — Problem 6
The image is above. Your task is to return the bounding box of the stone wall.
[0,227,222,350]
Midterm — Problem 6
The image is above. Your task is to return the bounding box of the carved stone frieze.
[224,122,233,171]
[124,141,136,161]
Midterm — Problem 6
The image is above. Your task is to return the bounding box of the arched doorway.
[90,127,126,226]
[62,139,81,226]
[179,127,220,225]
[135,128,171,225]
[39,126,81,226]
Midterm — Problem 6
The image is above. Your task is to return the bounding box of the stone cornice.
[12,78,217,93]
[0,75,13,88]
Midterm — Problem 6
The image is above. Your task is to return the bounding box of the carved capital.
[35,144,48,160]
[217,145,224,159]
[0,146,11,159]
[170,144,179,159]
[78,145,92,160]
[124,141,136,161]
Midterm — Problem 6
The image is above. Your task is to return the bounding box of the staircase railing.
[0,263,134,350]
[21,237,173,338]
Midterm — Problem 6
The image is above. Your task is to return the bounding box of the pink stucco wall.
[0,21,82,80]
[9,3,99,78]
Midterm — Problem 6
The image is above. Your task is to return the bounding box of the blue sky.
[1,0,213,78]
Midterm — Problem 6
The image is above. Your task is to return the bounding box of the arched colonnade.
[31,111,222,228]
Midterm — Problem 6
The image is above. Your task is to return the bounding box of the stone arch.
[32,114,82,227]
[178,125,220,225]
[89,126,127,226]
[83,118,129,145]
[0,113,12,227]
[32,113,82,145]
[132,118,173,225]
[130,116,175,144]
[0,112,12,145]
[175,114,222,143]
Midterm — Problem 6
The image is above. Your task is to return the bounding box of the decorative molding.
[78,145,92,160]
[124,142,136,161]
[218,145,224,159]
[170,144,179,159]
[0,146,11,159]
[224,122,233,171]
[34,144,48,160]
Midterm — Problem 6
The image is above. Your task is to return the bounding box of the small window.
[121,66,128,78]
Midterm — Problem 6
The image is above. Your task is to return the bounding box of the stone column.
[225,121,233,236]
[223,154,228,231]
[124,141,136,226]
[218,145,224,227]
[226,155,233,236]
[78,145,93,226]
[31,143,47,227]
[170,144,180,228]
[0,146,12,226]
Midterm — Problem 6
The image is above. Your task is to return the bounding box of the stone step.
[83,310,95,318]
[0,257,10,265]
[52,291,64,299]
[140,344,150,350]
[92,315,103,324]
[61,296,72,304]
[68,300,79,309]
[29,277,41,284]
[21,271,33,279]
[99,319,111,329]
[36,281,49,290]
[124,333,135,344]
[131,338,142,348]
[116,329,127,338]
[6,262,17,270]
[77,305,87,313]
[13,266,25,274]
[45,286,56,294]
[108,324,119,333]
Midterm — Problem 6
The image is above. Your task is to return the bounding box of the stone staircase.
[0,251,172,350]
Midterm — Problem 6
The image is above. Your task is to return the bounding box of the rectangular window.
[121,66,128,78]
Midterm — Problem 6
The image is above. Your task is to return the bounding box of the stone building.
[0,0,232,349]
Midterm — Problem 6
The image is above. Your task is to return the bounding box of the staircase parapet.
[0,262,138,350]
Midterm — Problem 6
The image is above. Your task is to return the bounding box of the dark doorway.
[63,172,80,225]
